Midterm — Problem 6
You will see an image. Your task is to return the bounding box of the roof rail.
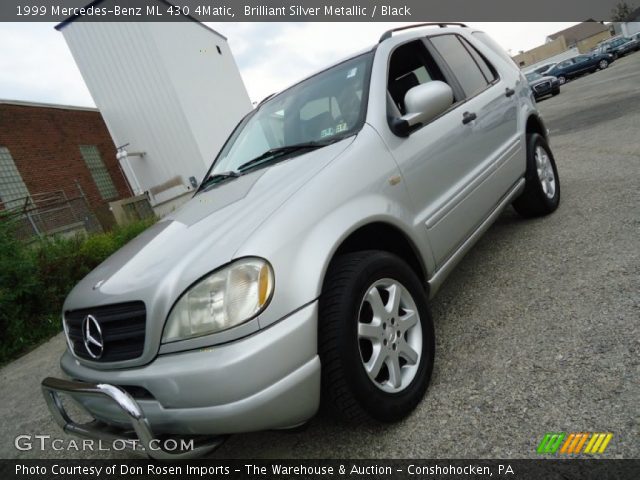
[379,23,468,43]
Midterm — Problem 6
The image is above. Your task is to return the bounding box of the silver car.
[42,23,560,459]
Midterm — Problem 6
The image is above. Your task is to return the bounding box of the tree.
[611,1,635,21]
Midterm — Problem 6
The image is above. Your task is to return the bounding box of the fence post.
[21,195,42,237]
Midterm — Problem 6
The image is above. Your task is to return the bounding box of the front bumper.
[42,301,320,457]
[41,377,225,459]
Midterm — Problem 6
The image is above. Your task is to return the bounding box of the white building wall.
[622,22,640,36]
[60,18,252,212]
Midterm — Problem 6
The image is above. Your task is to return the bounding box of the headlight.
[162,258,274,343]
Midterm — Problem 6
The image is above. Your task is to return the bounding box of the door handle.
[505,87,516,97]
[462,111,477,125]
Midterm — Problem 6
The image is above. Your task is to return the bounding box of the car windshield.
[207,52,373,177]
[526,72,543,81]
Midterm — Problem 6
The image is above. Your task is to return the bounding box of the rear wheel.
[319,251,434,422]
[557,75,567,85]
[513,133,560,218]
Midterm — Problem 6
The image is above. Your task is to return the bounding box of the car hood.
[64,137,355,310]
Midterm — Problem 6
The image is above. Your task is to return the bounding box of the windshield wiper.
[237,138,342,174]
[198,170,240,191]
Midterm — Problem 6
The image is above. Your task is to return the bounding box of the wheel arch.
[525,113,549,142]
[324,221,429,293]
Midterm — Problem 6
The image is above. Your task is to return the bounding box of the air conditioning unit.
[109,194,154,226]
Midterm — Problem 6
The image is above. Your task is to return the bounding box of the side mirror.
[391,81,454,136]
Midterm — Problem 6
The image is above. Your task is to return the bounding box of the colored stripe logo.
[537,433,613,454]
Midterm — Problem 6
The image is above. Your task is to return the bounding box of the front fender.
[235,125,434,329]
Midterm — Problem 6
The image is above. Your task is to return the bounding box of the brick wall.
[0,102,131,225]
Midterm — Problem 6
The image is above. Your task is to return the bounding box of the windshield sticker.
[347,67,357,79]
[321,127,335,138]
[336,122,348,133]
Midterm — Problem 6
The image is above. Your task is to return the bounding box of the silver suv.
[42,23,560,459]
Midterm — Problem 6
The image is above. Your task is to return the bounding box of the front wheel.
[513,133,560,218]
[599,59,609,69]
[319,251,435,422]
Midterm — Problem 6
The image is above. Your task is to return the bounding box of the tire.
[319,250,434,423]
[557,75,566,85]
[598,59,609,69]
[513,133,560,218]
[552,88,560,96]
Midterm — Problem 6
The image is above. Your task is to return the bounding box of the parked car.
[42,23,560,459]
[527,62,557,76]
[533,62,557,75]
[596,36,640,58]
[620,36,640,55]
[525,71,560,99]
[546,53,615,84]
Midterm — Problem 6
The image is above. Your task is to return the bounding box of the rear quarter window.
[429,34,489,97]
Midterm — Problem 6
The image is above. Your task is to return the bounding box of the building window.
[79,145,118,200]
[0,146,30,209]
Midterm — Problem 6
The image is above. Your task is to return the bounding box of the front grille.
[65,301,146,362]
[534,82,551,92]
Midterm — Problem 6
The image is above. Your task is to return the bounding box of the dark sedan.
[525,72,560,99]
[546,53,615,85]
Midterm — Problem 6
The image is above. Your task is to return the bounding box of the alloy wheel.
[357,279,422,393]
[535,145,556,199]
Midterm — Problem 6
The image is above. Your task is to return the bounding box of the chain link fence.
[1,184,103,242]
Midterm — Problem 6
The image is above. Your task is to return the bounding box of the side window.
[459,37,497,83]
[429,34,490,97]
[387,40,447,115]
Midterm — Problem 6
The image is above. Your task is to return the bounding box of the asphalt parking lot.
[1,52,638,460]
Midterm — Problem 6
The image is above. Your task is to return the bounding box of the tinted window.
[430,35,489,97]
[459,36,497,83]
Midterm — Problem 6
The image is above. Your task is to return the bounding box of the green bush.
[0,216,156,365]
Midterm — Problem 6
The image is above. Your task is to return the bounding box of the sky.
[0,22,579,107]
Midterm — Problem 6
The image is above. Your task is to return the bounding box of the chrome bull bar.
[41,377,226,460]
